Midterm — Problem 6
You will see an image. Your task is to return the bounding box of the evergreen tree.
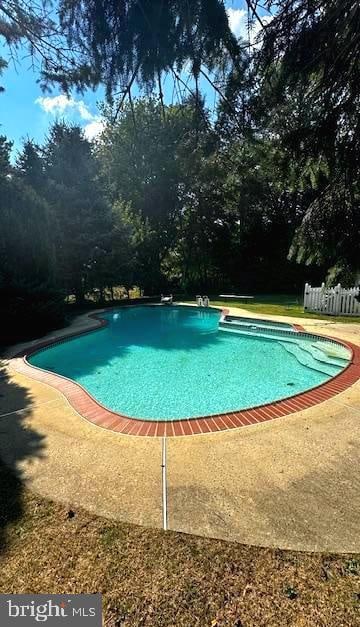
[0,1,84,92]
[44,123,112,303]
[55,0,240,101]
[256,0,360,280]
[0,136,63,343]
[16,140,45,191]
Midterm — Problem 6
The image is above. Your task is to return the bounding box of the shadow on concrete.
[0,361,45,554]
[167,437,360,553]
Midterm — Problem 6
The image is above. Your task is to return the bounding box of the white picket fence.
[304,283,360,316]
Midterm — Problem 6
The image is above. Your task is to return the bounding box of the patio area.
[1,306,360,553]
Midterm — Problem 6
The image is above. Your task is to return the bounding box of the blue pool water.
[29,306,348,420]
[225,315,294,330]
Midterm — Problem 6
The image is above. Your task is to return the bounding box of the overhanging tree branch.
[112,60,142,123]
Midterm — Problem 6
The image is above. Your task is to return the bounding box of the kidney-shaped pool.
[28,305,351,420]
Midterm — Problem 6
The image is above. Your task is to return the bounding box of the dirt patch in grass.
[0,474,359,627]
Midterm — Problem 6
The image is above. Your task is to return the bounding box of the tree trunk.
[75,281,85,305]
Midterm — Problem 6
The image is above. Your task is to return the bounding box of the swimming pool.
[28,305,351,421]
[224,314,295,330]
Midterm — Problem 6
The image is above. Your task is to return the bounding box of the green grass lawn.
[201,294,360,324]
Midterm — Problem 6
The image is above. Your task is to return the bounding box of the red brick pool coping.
[10,308,360,437]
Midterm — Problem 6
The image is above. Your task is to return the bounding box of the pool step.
[220,319,297,334]
[219,324,348,376]
[219,322,298,342]
[297,342,347,368]
[312,341,350,362]
[279,342,340,377]
[219,325,289,342]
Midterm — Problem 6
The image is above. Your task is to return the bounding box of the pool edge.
[9,305,360,437]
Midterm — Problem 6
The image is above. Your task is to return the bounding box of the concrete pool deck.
[1,306,360,552]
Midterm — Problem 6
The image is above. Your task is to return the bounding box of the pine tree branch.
[112,61,142,122]
[128,87,137,136]
[244,1,265,29]
[157,68,166,120]
[199,68,243,134]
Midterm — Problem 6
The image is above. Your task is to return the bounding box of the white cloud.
[35,94,94,120]
[35,94,104,141]
[227,8,247,39]
[227,7,273,48]
[83,118,105,141]
[76,101,95,121]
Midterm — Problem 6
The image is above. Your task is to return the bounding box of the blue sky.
[0,1,270,157]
